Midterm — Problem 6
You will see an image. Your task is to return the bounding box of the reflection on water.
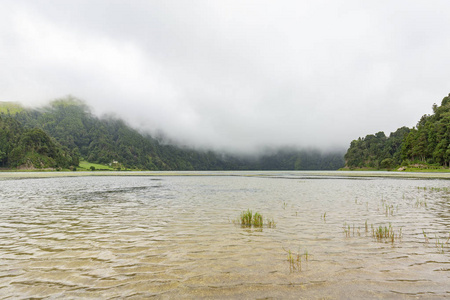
[0,172,449,298]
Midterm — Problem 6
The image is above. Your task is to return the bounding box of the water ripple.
[0,173,449,298]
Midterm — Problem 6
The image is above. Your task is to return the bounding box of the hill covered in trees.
[344,93,450,170]
[0,113,77,169]
[0,97,344,171]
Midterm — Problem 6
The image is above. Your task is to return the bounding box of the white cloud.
[1,0,449,153]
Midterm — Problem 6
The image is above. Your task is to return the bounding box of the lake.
[0,171,449,298]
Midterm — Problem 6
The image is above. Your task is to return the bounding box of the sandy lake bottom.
[0,171,449,298]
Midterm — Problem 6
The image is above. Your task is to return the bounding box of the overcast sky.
[1,1,450,153]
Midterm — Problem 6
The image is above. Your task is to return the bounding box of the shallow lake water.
[0,171,449,299]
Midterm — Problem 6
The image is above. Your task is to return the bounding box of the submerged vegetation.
[340,186,450,255]
[372,224,402,243]
[422,230,450,254]
[284,247,310,273]
[344,221,402,244]
[434,234,450,254]
[266,217,276,228]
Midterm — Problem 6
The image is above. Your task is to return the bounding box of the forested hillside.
[1,97,345,170]
[248,149,344,170]
[0,113,76,169]
[344,127,410,169]
[14,98,237,170]
[345,93,450,169]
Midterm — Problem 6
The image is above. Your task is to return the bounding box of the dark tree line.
[344,127,410,169]
[345,93,450,169]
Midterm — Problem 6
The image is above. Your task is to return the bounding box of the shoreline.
[2,169,450,179]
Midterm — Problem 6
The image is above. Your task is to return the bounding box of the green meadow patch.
[0,102,24,115]
[78,160,115,171]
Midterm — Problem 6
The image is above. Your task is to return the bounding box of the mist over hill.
[0,97,345,170]
[3,1,449,155]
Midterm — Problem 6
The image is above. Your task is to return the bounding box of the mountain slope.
[0,112,76,169]
[5,97,344,170]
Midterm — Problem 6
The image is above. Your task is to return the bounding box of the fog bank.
[1,1,449,153]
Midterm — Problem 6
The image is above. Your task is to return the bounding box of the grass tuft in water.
[253,212,263,227]
[267,218,276,228]
[415,198,427,208]
[303,249,309,261]
[283,247,309,272]
[287,249,300,272]
[372,223,402,243]
[434,234,449,253]
[239,209,255,227]
[236,209,274,228]
[343,222,351,237]
[422,229,429,243]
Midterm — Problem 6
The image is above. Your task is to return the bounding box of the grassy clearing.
[78,160,115,171]
[0,102,24,114]
[341,164,450,173]
[402,167,450,173]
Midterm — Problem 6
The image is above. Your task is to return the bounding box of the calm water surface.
[0,171,449,299]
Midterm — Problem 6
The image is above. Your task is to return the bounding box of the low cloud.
[1,0,449,154]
